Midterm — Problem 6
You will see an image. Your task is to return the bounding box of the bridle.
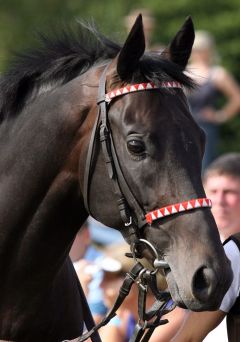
[80,64,212,342]
[83,64,211,242]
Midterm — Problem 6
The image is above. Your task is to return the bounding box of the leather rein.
[79,64,212,342]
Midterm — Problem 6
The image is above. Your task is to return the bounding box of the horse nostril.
[192,266,216,302]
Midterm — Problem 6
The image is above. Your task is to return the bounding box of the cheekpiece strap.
[146,198,212,225]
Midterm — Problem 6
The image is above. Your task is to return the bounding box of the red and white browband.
[145,198,212,225]
[105,81,182,103]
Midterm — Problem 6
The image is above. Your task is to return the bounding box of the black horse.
[0,15,232,341]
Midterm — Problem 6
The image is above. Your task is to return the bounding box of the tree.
[0,0,239,153]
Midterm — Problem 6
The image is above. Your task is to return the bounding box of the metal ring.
[138,268,147,280]
[138,238,159,260]
[131,239,160,275]
[138,239,169,272]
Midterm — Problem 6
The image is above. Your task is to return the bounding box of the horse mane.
[0,21,194,123]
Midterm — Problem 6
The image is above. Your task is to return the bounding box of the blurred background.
[0,0,239,153]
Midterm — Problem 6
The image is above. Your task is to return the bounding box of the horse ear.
[164,16,195,69]
[117,14,145,80]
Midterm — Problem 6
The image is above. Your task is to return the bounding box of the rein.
[81,64,212,342]
[77,239,175,342]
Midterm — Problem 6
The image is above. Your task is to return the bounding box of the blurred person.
[187,30,240,170]
[88,216,124,247]
[172,153,240,342]
[98,243,186,342]
[98,243,137,341]
[69,220,107,323]
[124,8,155,49]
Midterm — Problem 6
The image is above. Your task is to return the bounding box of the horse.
[0,14,232,341]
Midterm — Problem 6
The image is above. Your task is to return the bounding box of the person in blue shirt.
[69,220,107,323]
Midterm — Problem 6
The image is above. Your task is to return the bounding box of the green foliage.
[220,117,240,154]
[0,0,239,152]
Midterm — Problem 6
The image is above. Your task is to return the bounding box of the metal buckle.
[125,216,132,226]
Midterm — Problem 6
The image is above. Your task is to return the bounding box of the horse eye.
[127,139,145,155]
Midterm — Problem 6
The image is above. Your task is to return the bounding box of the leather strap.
[83,108,101,215]
[83,64,147,235]
[78,262,144,342]
[130,298,173,342]
[97,65,146,229]
[76,275,102,342]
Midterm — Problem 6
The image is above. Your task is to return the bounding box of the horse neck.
[0,72,98,277]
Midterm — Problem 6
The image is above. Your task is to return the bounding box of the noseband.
[84,64,212,243]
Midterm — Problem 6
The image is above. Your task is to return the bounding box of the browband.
[105,81,182,103]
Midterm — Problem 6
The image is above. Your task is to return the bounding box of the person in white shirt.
[172,153,240,342]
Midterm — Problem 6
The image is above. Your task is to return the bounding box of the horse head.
[85,15,232,311]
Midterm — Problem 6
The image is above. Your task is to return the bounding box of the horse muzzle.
[164,255,233,311]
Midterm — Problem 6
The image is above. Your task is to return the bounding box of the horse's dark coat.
[0,15,232,341]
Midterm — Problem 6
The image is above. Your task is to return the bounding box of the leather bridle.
[83,64,211,242]
[80,64,212,342]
